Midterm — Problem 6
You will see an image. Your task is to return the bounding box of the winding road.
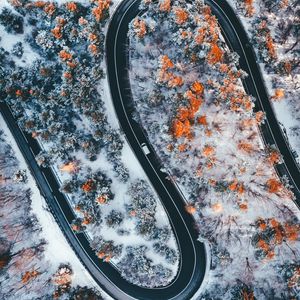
[1,0,299,299]
[1,1,208,299]
[207,0,300,206]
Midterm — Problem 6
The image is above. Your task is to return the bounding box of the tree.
[153,242,178,264]
[118,245,173,288]
[280,263,300,294]
[266,178,283,193]
[0,238,11,271]
[35,151,51,168]
[52,264,73,298]
[71,218,85,233]
[70,286,103,300]
[173,7,188,25]
[21,269,41,284]
[12,42,24,58]
[0,8,24,34]
[230,280,254,300]
[113,160,129,182]
[105,210,124,228]
[207,43,224,64]
[13,169,27,183]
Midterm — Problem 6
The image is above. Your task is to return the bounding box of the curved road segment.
[207,0,300,206]
[1,1,208,299]
[1,0,299,300]
[107,0,300,213]
[106,0,209,298]
[107,0,300,294]
[0,102,206,300]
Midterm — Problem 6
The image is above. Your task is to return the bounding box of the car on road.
[141,142,151,155]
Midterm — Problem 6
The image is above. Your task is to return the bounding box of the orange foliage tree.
[255,111,265,124]
[228,179,245,195]
[185,204,196,214]
[266,178,283,193]
[96,194,108,204]
[92,0,110,22]
[171,119,191,139]
[195,27,206,45]
[22,269,40,284]
[168,75,184,88]
[184,90,202,117]
[191,81,204,95]
[254,218,299,260]
[197,115,207,126]
[81,179,96,192]
[173,7,188,25]
[207,43,223,64]
[271,88,285,101]
[158,55,184,88]
[52,265,73,298]
[267,149,281,165]
[170,81,204,140]
[202,145,215,157]
[89,44,98,55]
[238,141,254,154]
[244,0,254,17]
[211,203,223,213]
[44,3,56,15]
[266,32,277,60]
[59,161,78,173]
[159,0,171,12]
[133,18,147,38]
[59,50,72,61]
[51,26,62,39]
[65,2,77,12]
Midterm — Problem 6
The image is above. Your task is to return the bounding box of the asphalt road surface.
[208,0,300,206]
[0,1,207,298]
[1,0,299,299]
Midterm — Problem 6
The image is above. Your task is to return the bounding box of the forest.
[129,0,300,298]
[0,129,103,299]
[0,0,178,288]
[230,0,300,166]
[0,0,299,297]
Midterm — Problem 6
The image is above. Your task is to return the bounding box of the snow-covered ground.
[273,99,300,164]
[1,0,299,297]
[227,0,300,166]
[0,113,110,299]
[0,0,179,289]
[128,0,300,298]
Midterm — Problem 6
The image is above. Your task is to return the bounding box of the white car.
[141,143,150,155]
